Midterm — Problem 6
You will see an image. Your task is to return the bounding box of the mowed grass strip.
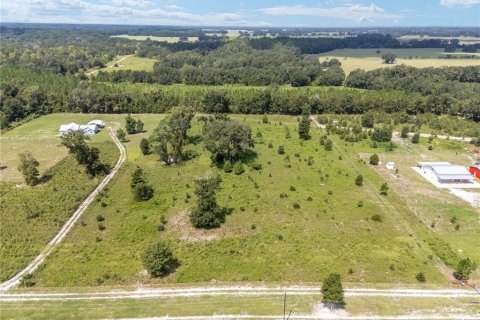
[319,48,480,74]
[31,114,443,287]
[1,294,479,319]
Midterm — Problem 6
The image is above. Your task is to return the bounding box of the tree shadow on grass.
[241,149,259,165]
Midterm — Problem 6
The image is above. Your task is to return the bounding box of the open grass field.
[398,35,480,45]
[111,35,198,43]
[2,113,480,317]
[0,114,121,281]
[17,113,472,288]
[106,55,157,72]
[319,48,480,74]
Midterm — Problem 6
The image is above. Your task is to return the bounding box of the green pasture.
[319,48,480,74]
[27,114,447,287]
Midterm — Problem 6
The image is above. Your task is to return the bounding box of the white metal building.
[418,162,475,184]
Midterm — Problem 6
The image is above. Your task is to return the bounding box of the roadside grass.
[319,48,480,74]
[30,114,446,287]
[111,35,198,43]
[353,136,480,280]
[1,294,479,319]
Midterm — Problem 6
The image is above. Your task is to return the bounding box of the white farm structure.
[413,162,479,189]
[59,120,103,136]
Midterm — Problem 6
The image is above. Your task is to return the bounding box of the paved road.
[0,126,126,292]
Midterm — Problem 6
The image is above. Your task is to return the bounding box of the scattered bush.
[142,241,178,277]
[416,272,426,282]
[96,214,105,222]
[371,214,382,222]
[369,154,379,165]
[134,182,154,201]
[223,161,233,173]
[233,161,245,175]
[278,145,285,154]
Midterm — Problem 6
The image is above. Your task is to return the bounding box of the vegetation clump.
[17,152,40,186]
[321,273,345,309]
[190,175,226,229]
[142,242,177,277]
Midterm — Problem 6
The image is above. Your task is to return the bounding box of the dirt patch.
[169,209,228,242]
[449,189,480,210]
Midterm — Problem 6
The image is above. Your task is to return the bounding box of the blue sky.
[1,0,479,27]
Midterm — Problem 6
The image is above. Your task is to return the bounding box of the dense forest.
[1,24,479,130]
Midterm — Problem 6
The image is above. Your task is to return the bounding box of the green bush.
[142,242,177,277]
[233,161,245,175]
[134,183,154,201]
[278,145,285,154]
[369,154,379,165]
[223,161,233,173]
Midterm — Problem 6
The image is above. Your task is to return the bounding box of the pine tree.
[298,114,311,140]
[140,138,150,155]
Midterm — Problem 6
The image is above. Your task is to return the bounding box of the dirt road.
[0,126,126,292]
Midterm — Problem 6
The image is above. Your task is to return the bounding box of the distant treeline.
[2,66,479,130]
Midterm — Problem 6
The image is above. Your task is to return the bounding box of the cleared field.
[106,55,156,72]
[398,35,480,45]
[319,48,480,74]
[111,35,198,43]
[25,114,453,288]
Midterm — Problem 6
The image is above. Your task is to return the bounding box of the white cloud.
[0,0,269,26]
[440,0,480,6]
[258,3,402,22]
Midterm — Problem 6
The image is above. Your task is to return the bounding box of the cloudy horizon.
[1,0,479,27]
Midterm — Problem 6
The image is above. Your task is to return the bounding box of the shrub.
[96,214,105,222]
[324,139,333,151]
[278,145,285,154]
[416,272,426,283]
[251,162,262,171]
[355,175,363,186]
[20,273,36,287]
[289,186,296,192]
[453,258,477,280]
[134,183,154,201]
[223,161,233,173]
[262,114,269,124]
[142,242,177,277]
[98,223,105,231]
[293,202,300,209]
[371,214,382,222]
[380,183,389,196]
[369,154,379,165]
[233,161,245,175]
[307,156,314,166]
[411,133,420,144]
[268,141,273,148]
[321,273,345,308]
[400,126,409,138]
[140,138,150,155]
[157,223,166,232]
